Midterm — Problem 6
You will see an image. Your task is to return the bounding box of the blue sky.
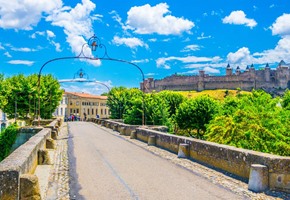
[1,0,290,94]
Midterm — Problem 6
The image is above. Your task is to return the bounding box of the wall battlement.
[141,61,290,93]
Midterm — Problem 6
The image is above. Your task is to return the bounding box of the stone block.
[0,170,19,200]
[178,143,189,158]
[51,131,57,140]
[46,138,55,149]
[101,121,105,126]
[130,130,137,139]
[148,135,156,146]
[20,174,41,200]
[113,124,118,132]
[120,127,126,135]
[38,149,51,165]
[248,164,269,192]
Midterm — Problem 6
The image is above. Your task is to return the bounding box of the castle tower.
[226,64,232,76]
[198,70,205,91]
[265,63,270,82]
[236,66,241,75]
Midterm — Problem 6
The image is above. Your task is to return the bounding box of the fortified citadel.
[141,60,290,93]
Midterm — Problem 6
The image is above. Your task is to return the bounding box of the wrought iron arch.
[37,35,146,125]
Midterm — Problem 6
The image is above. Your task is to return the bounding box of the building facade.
[0,109,7,131]
[65,92,110,120]
[141,61,290,93]
[53,94,68,118]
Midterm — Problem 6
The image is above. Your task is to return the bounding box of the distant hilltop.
[140,60,290,94]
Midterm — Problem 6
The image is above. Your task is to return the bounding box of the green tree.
[205,90,290,156]
[145,92,169,125]
[1,74,63,120]
[175,95,220,139]
[158,90,184,117]
[107,87,143,119]
[282,89,290,109]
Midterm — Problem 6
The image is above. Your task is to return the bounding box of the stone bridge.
[0,119,289,199]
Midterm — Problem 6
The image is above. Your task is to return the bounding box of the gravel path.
[46,123,70,200]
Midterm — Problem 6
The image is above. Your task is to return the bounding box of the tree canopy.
[0,74,63,120]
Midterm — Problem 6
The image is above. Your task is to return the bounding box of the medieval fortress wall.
[141,61,290,93]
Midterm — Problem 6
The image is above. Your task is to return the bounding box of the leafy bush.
[205,90,290,156]
[0,124,19,161]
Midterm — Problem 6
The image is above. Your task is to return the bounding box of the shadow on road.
[68,123,85,200]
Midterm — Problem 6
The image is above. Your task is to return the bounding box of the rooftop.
[65,91,107,100]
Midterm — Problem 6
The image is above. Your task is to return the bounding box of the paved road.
[68,122,244,200]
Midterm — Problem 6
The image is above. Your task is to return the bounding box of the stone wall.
[142,62,290,93]
[0,119,61,200]
[92,119,290,194]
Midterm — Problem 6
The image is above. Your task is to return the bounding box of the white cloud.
[204,66,220,74]
[156,55,220,69]
[109,10,127,31]
[46,30,56,38]
[61,80,113,95]
[184,63,227,69]
[197,32,212,40]
[11,47,37,52]
[0,43,4,50]
[112,36,149,49]
[8,60,34,66]
[271,13,290,36]
[226,36,290,67]
[222,10,257,28]
[181,44,200,52]
[182,66,220,75]
[227,47,253,65]
[46,0,100,66]
[148,38,157,42]
[0,0,62,30]
[4,52,12,58]
[145,73,156,76]
[131,59,149,63]
[30,31,45,39]
[126,3,194,35]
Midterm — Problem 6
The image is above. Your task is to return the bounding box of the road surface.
[68,122,244,200]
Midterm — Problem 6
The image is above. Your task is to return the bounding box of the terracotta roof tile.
[65,91,107,99]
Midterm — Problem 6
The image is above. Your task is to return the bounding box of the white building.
[0,109,7,131]
[53,93,68,119]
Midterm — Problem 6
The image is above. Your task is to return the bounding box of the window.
[70,101,73,105]
[101,109,103,115]
[88,108,90,115]
[104,109,106,115]
[76,109,79,114]
[96,109,98,114]
[70,109,72,114]
[61,108,63,115]
[92,109,94,115]
[76,101,79,106]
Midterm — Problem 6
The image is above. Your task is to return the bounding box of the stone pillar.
[46,138,55,149]
[106,123,111,129]
[38,149,51,165]
[20,174,41,200]
[178,143,189,158]
[130,130,137,139]
[120,127,126,135]
[248,164,269,192]
[113,124,118,131]
[51,130,57,140]
[148,135,156,146]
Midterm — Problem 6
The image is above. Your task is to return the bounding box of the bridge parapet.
[0,119,60,200]
[134,128,290,193]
